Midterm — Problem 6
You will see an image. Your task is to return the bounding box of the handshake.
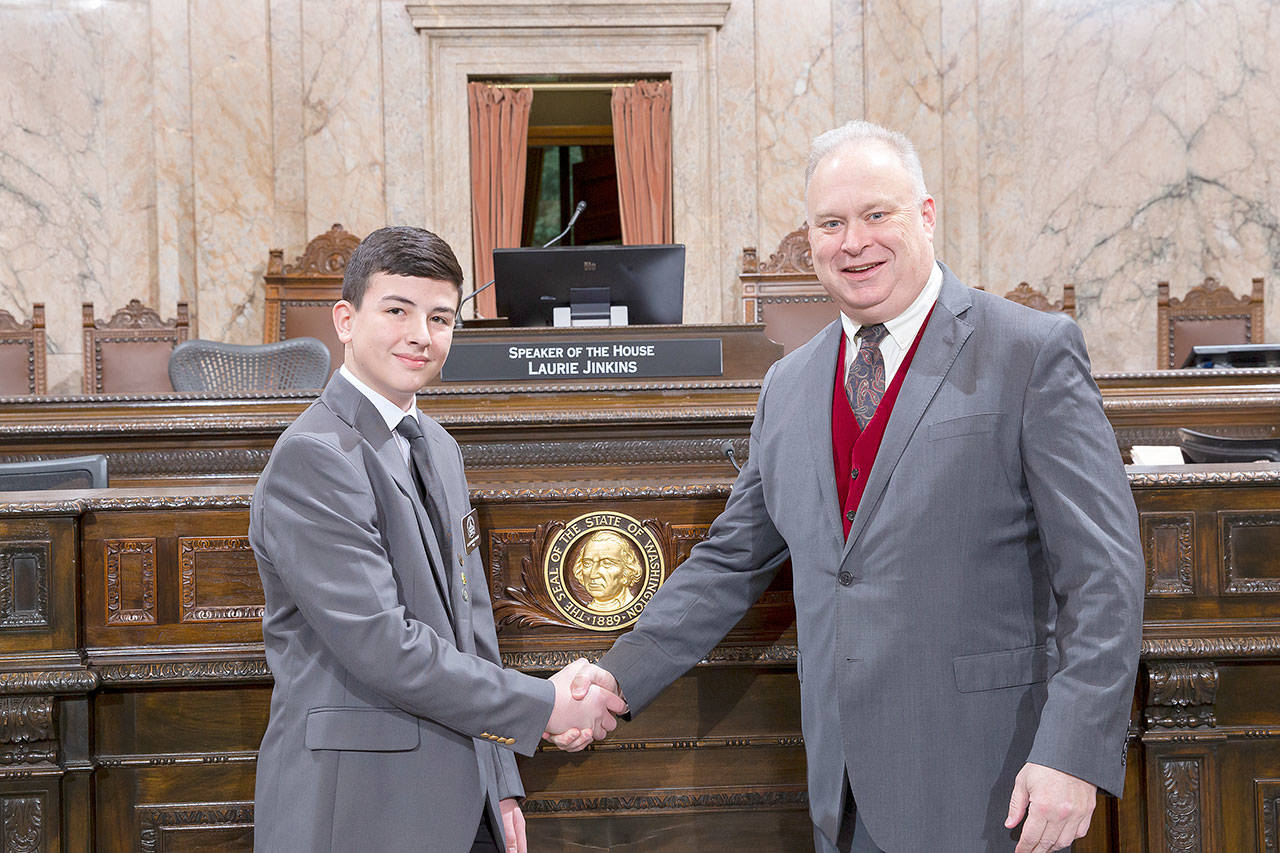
[542,658,627,752]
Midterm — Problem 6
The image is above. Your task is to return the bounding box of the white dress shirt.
[339,364,415,469]
[840,261,943,386]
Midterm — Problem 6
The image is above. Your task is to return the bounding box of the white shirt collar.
[339,364,417,433]
[839,261,943,347]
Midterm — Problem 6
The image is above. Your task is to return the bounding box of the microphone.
[457,201,589,316]
[721,439,742,473]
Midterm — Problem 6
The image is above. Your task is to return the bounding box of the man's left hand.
[499,798,526,853]
[1005,762,1096,852]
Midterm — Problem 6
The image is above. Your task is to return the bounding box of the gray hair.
[805,121,929,203]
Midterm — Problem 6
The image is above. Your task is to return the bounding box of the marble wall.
[1,0,1276,391]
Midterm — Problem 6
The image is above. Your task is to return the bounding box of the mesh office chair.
[0,455,108,491]
[168,337,331,393]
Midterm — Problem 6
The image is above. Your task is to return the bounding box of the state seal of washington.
[543,511,665,631]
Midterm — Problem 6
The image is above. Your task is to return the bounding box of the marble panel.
[270,0,308,259]
[189,0,275,345]
[1000,0,1189,371]
[1184,0,1280,347]
[0,3,114,392]
[938,0,979,283]
[150,0,197,317]
[831,0,865,128]
[301,0,387,241]
[754,0,834,261]
[380,1,428,230]
[715,0,758,321]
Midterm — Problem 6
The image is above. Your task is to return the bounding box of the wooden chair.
[740,225,838,354]
[1157,277,1265,368]
[997,282,1075,318]
[0,304,47,395]
[263,223,361,375]
[82,300,190,394]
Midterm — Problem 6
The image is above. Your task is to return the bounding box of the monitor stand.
[553,287,630,327]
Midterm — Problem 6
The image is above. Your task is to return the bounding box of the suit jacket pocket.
[305,706,420,752]
[953,644,1048,693]
[927,412,1002,441]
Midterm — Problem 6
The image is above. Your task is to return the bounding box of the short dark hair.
[342,226,464,308]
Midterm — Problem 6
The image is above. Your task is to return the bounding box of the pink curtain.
[468,83,533,318]
[611,80,673,245]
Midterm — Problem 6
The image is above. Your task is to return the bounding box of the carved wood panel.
[1258,780,1280,853]
[104,538,157,625]
[0,794,43,852]
[1146,662,1218,728]
[1219,511,1280,594]
[1142,512,1196,596]
[1160,756,1205,852]
[136,801,254,852]
[0,541,49,629]
[177,537,264,623]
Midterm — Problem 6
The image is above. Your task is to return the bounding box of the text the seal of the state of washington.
[543,511,665,631]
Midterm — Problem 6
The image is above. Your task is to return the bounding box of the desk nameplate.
[441,337,723,382]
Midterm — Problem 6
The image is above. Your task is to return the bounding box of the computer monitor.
[1182,343,1280,368]
[1178,428,1280,463]
[493,244,685,327]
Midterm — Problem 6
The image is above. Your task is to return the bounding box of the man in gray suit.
[250,226,624,852]
[561,122,1144,851]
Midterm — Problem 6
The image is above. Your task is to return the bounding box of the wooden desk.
[2,465,1280,850]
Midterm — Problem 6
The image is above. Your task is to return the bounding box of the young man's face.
[333,271,458,409]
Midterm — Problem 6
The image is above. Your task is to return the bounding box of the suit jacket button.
[845,510,855,522]
[838,571,853,586]
[459,555,465,566]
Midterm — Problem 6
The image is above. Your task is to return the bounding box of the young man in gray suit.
[250,226,624,853]
[561,123,1145,852]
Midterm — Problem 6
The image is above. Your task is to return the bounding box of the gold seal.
[543,511,665,631]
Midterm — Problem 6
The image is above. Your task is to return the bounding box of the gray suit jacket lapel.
[843,266,974,557]
[322,374,456,627]
[796,321,847,550]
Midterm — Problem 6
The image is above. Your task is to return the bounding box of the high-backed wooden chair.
[740,225,838,354]
[1157,277,1265,368]
[0,304,47,395]
[264,224,361,375]
[997,282,1075,318]
[82,300,190,394]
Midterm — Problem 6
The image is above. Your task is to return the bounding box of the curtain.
[611,80,673,245]
[468,83,533,318]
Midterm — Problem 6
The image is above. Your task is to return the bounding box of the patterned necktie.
[845,323,889,429]
[395,415,451,571]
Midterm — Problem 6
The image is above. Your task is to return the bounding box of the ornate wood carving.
[499,643,798,670]
[461,438,748,469]
[0,541,49,629]
[0,670,97,695]
[1146,661,1218,728]
[177,537,264,622]
[1142,512,1195,596]
[0,697,53,745]
[1144,636,1280,659]
[1161,757,1204,852]
[0,794,43,852]
[272,223,360,275]
[82,300,191,393]
[1259,780,1280,853]
[1157,276,1265,368]
[1220,511,1280,594]
[999,282,1075,317]
[741,226,813,274]
[137,801,254,853]
[94,659,271,685]
[0,304,45,395]
[104,538,157,625]
[1129,468,1280,487]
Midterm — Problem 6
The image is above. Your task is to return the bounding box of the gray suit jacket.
[250,372,554,852]
[599,265,1144,850]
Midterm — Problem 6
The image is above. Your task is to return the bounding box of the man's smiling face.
[805,140,937,325]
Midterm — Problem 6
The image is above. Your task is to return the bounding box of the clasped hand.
[541,658,626,752]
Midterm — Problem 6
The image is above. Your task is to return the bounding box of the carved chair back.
[740,225,838,354]
[0,304,47,395]
[1157,277,1265,368]
[994,282,1076,318]
[82,300,190,394]
[263,223,361,375]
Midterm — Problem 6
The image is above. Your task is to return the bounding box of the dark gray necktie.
[395,415,451,569]
[845,323,889,429]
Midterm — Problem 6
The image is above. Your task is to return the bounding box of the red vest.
[832,310,933,538]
